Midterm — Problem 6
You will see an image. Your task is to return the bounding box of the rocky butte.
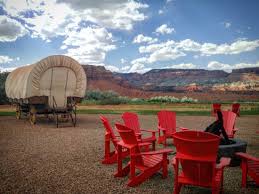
[82,65,259,101]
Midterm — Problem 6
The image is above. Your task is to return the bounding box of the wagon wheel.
[70,104,76,127]
[29,106,37,125]
[16,105,21,119]
[61,114,69,122]
[55,113,59,128]
[29,112,36,125]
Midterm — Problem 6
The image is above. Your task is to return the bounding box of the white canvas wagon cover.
[5,55,86,107]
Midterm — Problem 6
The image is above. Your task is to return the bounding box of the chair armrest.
[236,152,259,162]
[158,126,167,131]
[140,129,157,133]
[172,157,176,165]
[233,128,238,132]
[179,127,189,131]
[134,148,174,156]
[138,142,152,147]
[216,157,231,169]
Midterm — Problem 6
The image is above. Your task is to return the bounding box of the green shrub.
[147,96,198,103]
[0,72,9,104]
[83,90,198,105]
[84,90,130,105]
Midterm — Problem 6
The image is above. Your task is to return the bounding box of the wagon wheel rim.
[29,113,36,125]
[16,105,21,119]
[16,110,21,119]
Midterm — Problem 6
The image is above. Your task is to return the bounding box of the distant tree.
[0,72,9,104]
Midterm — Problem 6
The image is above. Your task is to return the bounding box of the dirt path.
[0,114,258,193]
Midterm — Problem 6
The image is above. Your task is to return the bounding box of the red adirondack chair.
[221,110,238,138]
[100,116,129,164]
[232,103,240,117]
[172,130,230,194]
[122,112,156,150]
[157,110,177,146]
[212,103,221,116]
[114,123,173,187]
[236,152,259,187]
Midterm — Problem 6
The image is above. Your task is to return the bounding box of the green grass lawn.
[1,102,259,116]
[1,109,259,116]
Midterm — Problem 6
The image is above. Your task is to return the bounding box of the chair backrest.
[221,110,237,136]
[122,112,141,134]
[173,130,220,185]
[100,116,117,146]
[115,123,143,164]
[157,110,176,134]
[212,103,221,114]
[232,103,240,114]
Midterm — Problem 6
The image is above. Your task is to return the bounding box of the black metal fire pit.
[218,139,247,166]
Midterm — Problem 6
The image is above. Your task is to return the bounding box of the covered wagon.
[5,55,86,127]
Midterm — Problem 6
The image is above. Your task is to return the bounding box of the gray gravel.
[0,114,258,194]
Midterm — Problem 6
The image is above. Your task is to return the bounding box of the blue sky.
[0,0,259,73]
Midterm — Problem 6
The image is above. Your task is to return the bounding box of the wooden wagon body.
[5,55,87,127]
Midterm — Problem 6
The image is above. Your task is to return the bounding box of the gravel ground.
[0,114,258,194]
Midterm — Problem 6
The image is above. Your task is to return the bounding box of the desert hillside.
[82,65,259,101]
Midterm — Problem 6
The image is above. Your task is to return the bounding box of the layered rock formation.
[82,65,259,101]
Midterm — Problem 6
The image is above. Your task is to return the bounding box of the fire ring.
[218,139,247,167]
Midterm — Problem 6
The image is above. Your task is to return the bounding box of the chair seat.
[177,169,222,188]
[164,133,174,137]
[172,131,230,194]
[142,155,163,168]
[248,160,259,182]
[115,123,172,187]
[157,110,177,147]
[141,136,156,143]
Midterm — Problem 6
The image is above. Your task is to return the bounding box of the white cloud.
[207,61,259,72]
[149,47,185,63]
[207,61,232,72]
[129,63,151,73]
[138,39,259,64]
[132,34,158,44]
[0,55,21,72]
[200,40,259,55]
[2,0,148,42]
[138,40,185,63]
[155,24,175,35]
[139,40,175,53]
[131,57,149,65]
[129,57,151,73]
[166,0,173,3]
[169,63,197,69]
[0,15,28,42]
[121,65,130,71]
[58,0,148,30]
[0,55,14,64]
[234,61,259,69]
[105,65,120,72]
[0,66,17,72]
[62,25,116,64]
[176,39,200,51]
[158,9,164,15]
[121,58,126,64]
[2,0,76,41]
[223,22,231,28]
